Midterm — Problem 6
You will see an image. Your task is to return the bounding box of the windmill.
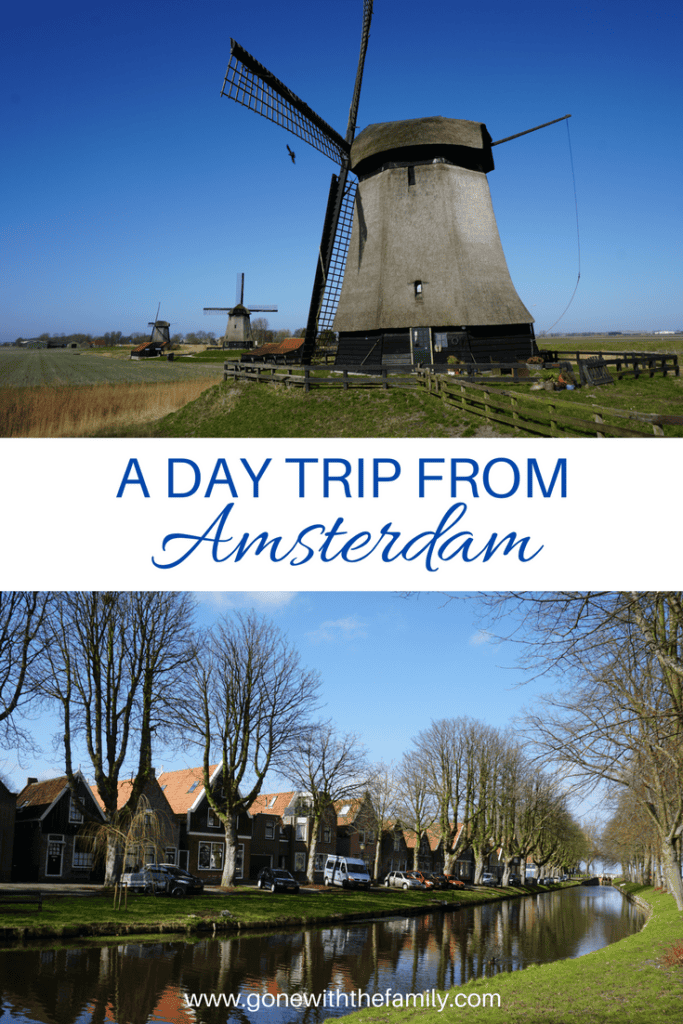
[204,273,278,348]
[221,1,569,367]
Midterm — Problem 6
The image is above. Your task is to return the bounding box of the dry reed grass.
[0,378,221,437]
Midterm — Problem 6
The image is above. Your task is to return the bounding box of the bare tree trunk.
[661,837,683,910]
[221,816,239,887]
[306,814,322,884]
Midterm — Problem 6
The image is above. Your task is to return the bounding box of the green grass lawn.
[0,348,224,387]
[0,882,556,945]
[327,884,683,1024]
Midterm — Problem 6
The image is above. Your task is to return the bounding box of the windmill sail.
[222,40,348,164]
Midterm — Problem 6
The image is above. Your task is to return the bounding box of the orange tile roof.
[249,791,299,818]
[156,765,219,814]
[89,777,171,812]
[251,337,304,356]
[334,797,365,826]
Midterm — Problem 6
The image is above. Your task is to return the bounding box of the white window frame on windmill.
[410,327,433,364]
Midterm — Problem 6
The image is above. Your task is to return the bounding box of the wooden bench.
[0,890,43,911]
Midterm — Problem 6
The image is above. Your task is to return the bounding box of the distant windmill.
[204,273,278,348]
[220,0,570,367]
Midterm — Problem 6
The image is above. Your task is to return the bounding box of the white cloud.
[469,629,492,646]
[195,592,298,613]
[307,616,368,643]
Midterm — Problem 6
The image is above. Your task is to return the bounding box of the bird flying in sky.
[286,144,296,164]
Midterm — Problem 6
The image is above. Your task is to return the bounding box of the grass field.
[0,348,224,437]
[2,341,682,438]
[0,880,566,944]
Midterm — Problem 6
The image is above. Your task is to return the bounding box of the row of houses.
[0,767,508,885]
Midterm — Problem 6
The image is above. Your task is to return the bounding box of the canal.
[0,886,646,1024]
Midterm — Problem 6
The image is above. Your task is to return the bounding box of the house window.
[145,846,155,865]
[198,842,224,871]
[236,844,244,879]
[393,835,401,852]
[359,830,365,844]
[72,836,93,869]
[407,165,415,186]
[414,281,423,297]
[187,781,200,793]
[207,808,221,828]
[294,852,306,873]
[68,795,83,823]
[265,823,275,840]
[296,819,307,842]
[314,853,325,872]
[322,827,331,844]
[164,847,177,865]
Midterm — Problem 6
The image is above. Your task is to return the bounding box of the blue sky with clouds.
[2,0,681,345]
[4,592,564,805]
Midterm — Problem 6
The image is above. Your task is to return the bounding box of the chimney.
[27,777,38,785]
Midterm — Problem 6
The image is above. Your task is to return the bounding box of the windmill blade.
[236,272,244,305]
[316,178,358,334]
[247,305,278,312]
[221,39,349,164]
[204,307,232,314]
[345,0,373,143]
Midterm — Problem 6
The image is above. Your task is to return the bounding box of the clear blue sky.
[2,0,681,345]
[4,592,571,807]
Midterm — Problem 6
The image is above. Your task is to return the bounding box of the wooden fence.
[414,371,683,438]
[223,361,683,437]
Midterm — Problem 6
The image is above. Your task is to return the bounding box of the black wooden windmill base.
[335,323,537,370]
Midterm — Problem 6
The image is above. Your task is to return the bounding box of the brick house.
[90,774,180,875]
[0,779,16,881]
[249,791,337,882]
[13,773,106,882]
[157,765,252,884]
[334,795,378,874]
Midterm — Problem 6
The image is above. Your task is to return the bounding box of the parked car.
[384,870,425,890]
[121,864,204,897]
[508,874,522,885]
[408,870,437,889]
[324,855,372,889]
[443,874,466,889]
[427,873,449,890]
[480,873,500,887]
[257,868,300,893]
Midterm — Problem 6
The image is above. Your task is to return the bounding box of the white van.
[324,855,372,889]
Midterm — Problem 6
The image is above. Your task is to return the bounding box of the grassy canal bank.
[325,883,682,1024]
[1,880,567,945]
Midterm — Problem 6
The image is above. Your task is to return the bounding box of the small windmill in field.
[220,0,570,366]
[204,272,278,348]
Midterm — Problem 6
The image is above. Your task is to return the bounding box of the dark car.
[257,868,300,893]
[121,864,204,897]
[427,873,449,890]
[508,874,522,885]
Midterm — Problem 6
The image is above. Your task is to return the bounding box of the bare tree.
[180,611,321,886]
[464,592,683,906]
[284,722,370,883]
[395,752,438,870]
[0,592,52,752]
[41,592,196,883]
[408,718,465,874]
[364,760,401,879]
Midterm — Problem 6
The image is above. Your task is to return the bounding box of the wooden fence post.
[594,412,605,439]
[304,366,310,393]
[382,368,388,390]
[343,368,348,391]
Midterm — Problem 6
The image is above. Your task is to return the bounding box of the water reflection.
[0,887,645,1024]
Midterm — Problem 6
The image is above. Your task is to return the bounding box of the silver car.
[384,870,425,890]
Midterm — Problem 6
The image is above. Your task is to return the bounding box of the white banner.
[1,438,680,589]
